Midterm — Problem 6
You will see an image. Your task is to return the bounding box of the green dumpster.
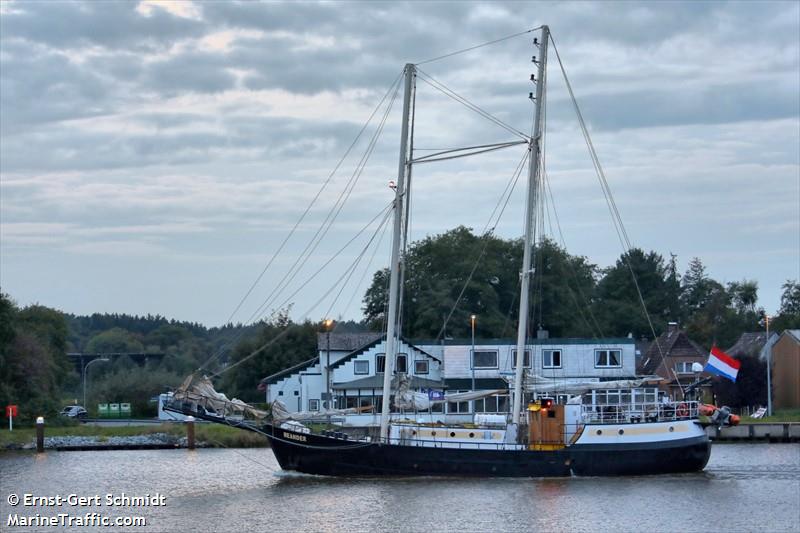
[120,403,132,418]
[98,404,109,418]
[109,403,120,419]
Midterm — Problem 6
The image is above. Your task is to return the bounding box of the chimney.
[667,322,679,334]
[536,326,549,339]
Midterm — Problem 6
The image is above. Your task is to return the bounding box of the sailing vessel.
[168,25,738,477]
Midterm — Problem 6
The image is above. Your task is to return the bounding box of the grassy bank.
[740,409,800,424]
[0,422,269,449]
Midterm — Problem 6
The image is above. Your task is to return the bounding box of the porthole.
[618,429,624,435]
[469,432,475,438]
[411,430,417,436]
[596,429,602,435]
[431,431,436,436]
[450,431,456,437]
[669,426,674,432]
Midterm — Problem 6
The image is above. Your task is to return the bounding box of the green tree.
[772,279,800,330]
[592,248,674,338]
[85,327,144,353]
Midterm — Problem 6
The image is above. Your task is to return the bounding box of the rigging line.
[541,175,599,338]
[323,204,395,321]
[433,148,529,342]
[542,172,605,338]
[411,141,530,164]
[212,207,394,379]
[398,73,418,340]
[416,71,529,140]
[271,204,394,325]
[339,207,391,321]
[411,140,528,162]
[549,33,670,377]
[198,71,404,372]
[245,79,403,326]
[414,26,541,66]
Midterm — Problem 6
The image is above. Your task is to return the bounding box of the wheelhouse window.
[511,349,531,368]
[354,360,369,375]
[472,350,498,369]
[595,349,621,368]
[675,361,695,374]
[414,360,429,374]
[542,349,562,369]
[308,399,320,411]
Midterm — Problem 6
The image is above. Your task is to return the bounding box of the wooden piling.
[36,416,44,453]
[186,416,195,450]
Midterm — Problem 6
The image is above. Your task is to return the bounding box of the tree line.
[1,226,798,421]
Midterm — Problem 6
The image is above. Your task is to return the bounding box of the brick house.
[639,322,710,399]
[770,330,800,409]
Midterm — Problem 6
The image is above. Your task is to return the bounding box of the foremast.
[380,63,416,440]
[512,25,549,425]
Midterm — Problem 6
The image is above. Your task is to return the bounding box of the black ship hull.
[264,424,711,477]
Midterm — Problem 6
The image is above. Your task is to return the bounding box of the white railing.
[580,401,700,424]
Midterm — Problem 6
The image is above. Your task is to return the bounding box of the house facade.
[639,322,711,399]
[261,332,637,426]
[770,330,800,409]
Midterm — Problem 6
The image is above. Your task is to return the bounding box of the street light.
[83,357,109,410]
[323,319,334,413]
[470,314,477,396]
[765,315,772,416]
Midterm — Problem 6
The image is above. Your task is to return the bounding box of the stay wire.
[414,27,541,66]
[549,33,669,375]
[244,76,403,328]
[211,206,394,379]
[198,70,404,372]
[416,70,530,141]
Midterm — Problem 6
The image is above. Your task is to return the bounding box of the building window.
[278,391,284,396]
[354,360,369,375]
[447,391,471,413]
[472,350,498,369]
[595,349,621,368]
[511,350,531,368]
[543,349,562,369]
[293,391,299,396]
[376,353,407,373]
[308,399,320,411]
[675,361,696,374]
[414,360,429,374]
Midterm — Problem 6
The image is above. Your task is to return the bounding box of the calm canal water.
[1,444,798,532]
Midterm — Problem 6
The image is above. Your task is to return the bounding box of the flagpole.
[766,315,772,417]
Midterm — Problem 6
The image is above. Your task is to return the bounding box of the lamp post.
[470,314,477,396]
[324,319,334,412]
[83,357,109,411]
[765,315,772,416]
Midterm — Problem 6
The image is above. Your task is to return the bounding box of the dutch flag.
[705,346,741,382]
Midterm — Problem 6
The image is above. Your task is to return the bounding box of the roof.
[726,332,771,358]
[640,328,708,375]
[260,356,319,386]
[783,330,800,344]
[332,375,445,390]
[317,332,382,351]
[329,336,441,371]
[411,337,636,346]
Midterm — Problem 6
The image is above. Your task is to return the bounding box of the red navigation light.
[541,399,553,409]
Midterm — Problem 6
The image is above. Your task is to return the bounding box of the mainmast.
[379,63,416,440]
[512,25,549,425]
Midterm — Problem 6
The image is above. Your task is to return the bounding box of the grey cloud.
[0,0,206,51]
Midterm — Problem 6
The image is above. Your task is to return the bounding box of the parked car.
[59,405,88,420]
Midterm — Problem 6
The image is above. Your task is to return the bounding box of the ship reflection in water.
[1,444,797,532]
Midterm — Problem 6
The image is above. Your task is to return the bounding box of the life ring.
[676,403,689,418]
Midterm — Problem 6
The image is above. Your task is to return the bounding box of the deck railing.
[580,400,700,424]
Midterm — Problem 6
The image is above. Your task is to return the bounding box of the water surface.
[1,444,798,532]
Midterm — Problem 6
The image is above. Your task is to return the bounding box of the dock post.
[186,416,195,450]
[35,416,44,453]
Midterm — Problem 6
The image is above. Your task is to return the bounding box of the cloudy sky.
[1,0,798,328]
